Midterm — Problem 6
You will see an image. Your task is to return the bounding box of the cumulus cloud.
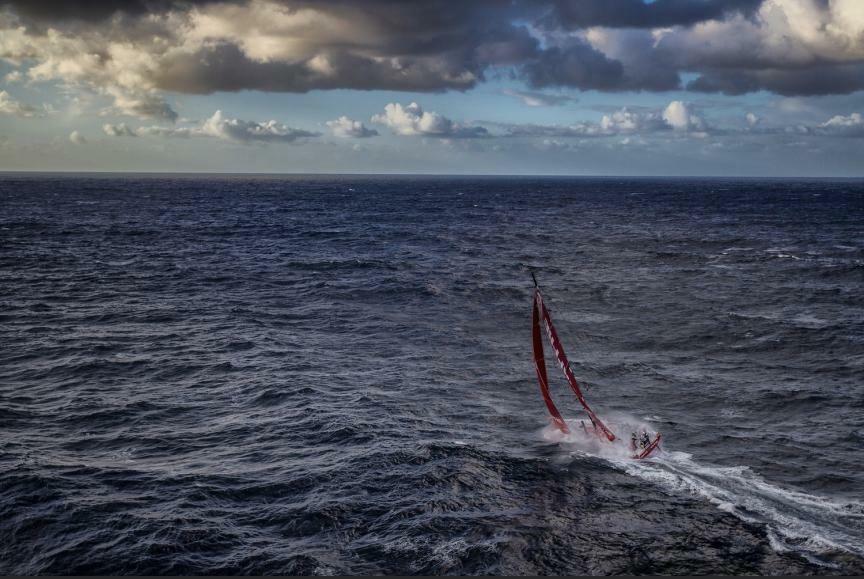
[0,18,178,121]
[201,110,318,143]
[102,122,138,137]
[662,101,705,132]
[502,88,577,107]
[600,108,663,133]
[94,99,864,152]
[326,116,378,138]
[818,113,864,137]
[372,102,488,138]
[101,110,319,143]
[103,122,193,138]
[0,90,39,117]
[136,125,194,138]
[500,102,864,145]
[68,130,86,144]
[498,101,710,138]
[670,0,864,96]
[109,91,178,122]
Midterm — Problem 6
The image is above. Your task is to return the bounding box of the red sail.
[537,290,616,442]
[532,290,570,433]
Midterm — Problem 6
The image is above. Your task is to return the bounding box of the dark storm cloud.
[148,1,539,94]
[0,0,227,21]
[549,0,762,29]
[0,0,759,27]
[688,64,864,97]
[1,0,863,102]
[151,44,485,94]
[0,0,540,109]
[524,37,683,92]
[522,42,627,91]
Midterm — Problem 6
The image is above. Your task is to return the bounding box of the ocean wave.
[3,175,863,574]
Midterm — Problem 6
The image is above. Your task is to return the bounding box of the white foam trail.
[540,412,661,464]
[541,415,864,565]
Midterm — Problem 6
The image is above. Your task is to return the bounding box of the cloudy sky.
[0,0,862,176]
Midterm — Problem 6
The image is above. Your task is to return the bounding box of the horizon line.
[1,170,863,180]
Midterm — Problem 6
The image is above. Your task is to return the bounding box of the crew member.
[640,431,651,449]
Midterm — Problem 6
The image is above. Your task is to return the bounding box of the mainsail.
[531,285,616,441]
[532,290,570,434]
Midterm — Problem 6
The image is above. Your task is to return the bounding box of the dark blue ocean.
[1,174,863,575]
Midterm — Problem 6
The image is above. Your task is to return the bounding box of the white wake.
[541,415,864,566]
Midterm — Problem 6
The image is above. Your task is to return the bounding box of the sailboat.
[530,272,661,460]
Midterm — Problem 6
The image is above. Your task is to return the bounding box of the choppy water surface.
[1,174,863,575]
